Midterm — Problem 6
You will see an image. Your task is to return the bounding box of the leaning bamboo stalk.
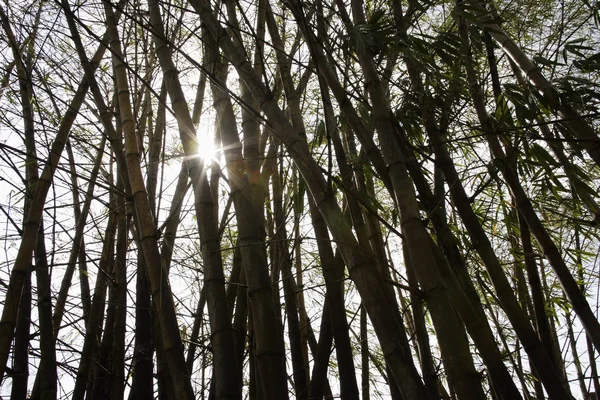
[465,25,600,355]
[342,132,408,400]
[157,52,202,269]
[483,23,600,168]
[0,2,113,381]
[308,290,334,398]
[266,1,396,199]
[401,243,442,400]
[476,276,534,398]
[505,199,558,397]
[391,35,530,400]
[52,20,141,400]
[307,197,360,399]
[225,239,242,317]
[293,182,311,396]
[50,0,131,347]
[224,0,265,231]
[58,0,132,196]
[231,250,248,384]
[30,76,60,400]
[295,0,520,396]
[518,212,561,370]
[204,28,288,397]
[428,117,571,398]
[265,6,360,396]
[185,285,206,373]
[567,309,590,399]
[11,272,30,400]
[332,0,487,397]
[160,163,190,271]
[87,155,128,400]
[291,266,336,399]
[131,252,153,398]
[31,227,57,400]
[467,0,600,168]
[147,0,242,397]
[457,14,579,399]
[506,61,600,223]
[136,40,168,397]
[587,337,600,395]
[387,2,526,396]
[147,84,167,216]
[575,229,600,396]
[110,174,128,400]
[0,9,34,386]
[327,74,412,398]
[141,54,168,399]
[1,4,57,397]
[103,1,194,397]
[360,304,371,400]
[219,5,291,395]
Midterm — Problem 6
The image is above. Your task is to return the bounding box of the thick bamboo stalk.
[308,291,334,398]
[0,3,74,381]
[388,64,522,399]
[217,4,292,395]
[110,175,128,400]
[11,272,31,400]
[205,29,288,397]
[1,4,56,397]
[265,6,359,396]
[360,305,371,400]
[147,1,243,397]
[131,253,153,399]
[402,243,443,400]
[104,2,194,397]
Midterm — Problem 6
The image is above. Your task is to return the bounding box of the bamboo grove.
[0,0,599,398]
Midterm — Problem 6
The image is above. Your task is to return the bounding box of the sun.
[195,127,220,164]
[197,135,217,162]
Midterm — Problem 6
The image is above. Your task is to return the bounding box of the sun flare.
[195,131,219,164]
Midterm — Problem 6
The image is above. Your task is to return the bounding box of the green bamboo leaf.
[530,143,557,167]
[533,55,563,67]
[571,175,599,199]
